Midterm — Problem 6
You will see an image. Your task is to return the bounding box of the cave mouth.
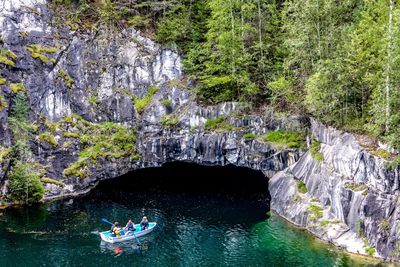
[96,161,270,204]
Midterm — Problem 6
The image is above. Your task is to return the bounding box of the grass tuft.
[297,180,308,193]
[262,130,305,149]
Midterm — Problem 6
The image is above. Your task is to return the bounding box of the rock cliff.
[1,0,400,262]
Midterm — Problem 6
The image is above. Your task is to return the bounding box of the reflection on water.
[0,189,390,267]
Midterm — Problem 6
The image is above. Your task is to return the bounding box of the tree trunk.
[257,0,263,58]
[386,0,394,133]
[229,0,236,75]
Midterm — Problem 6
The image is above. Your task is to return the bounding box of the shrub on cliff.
[262,130,305,149]
[8,162,45,204]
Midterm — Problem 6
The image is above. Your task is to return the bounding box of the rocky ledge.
[1,0,400,262]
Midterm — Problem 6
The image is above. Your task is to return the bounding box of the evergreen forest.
[54,0,400,161]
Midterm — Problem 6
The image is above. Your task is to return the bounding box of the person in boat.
[110,221,122,237]
[140,216,149,231]
[124,219,136,232]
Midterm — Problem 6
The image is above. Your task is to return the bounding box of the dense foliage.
[8,162,45,204]
[52,0,400,153]
[157,0,400,154]
[6,93,45,204]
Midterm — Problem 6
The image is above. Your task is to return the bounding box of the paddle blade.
[101,218,113,225]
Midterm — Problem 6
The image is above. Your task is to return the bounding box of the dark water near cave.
[0,163,388,266]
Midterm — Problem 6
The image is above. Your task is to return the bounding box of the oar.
[101,218,141,245]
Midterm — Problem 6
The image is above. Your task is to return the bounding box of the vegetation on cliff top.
[50,1,400,163]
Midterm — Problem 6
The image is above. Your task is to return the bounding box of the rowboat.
[99,222,157,243]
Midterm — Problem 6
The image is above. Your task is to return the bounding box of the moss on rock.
[27,44,58,64]
[262,130,305,149]
[62,114,137,178]
[0,49,17,67]
[57,69,74,89]
[134,86,158,114]
[39,132,59,147]
[10,83,26,94]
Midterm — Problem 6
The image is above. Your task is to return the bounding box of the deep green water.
[0,164,391,267]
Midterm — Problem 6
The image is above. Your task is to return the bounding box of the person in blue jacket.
[124,219,136,232]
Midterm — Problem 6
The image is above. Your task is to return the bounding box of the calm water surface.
[0,165,391,267]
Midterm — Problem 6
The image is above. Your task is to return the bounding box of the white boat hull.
[99,222,156,243]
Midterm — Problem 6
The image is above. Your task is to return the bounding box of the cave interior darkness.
[96,161,271,202]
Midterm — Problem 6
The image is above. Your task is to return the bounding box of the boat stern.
[99,232,115,243]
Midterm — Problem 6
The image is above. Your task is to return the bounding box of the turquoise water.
[0,163,390,266]
[0,190,386,266]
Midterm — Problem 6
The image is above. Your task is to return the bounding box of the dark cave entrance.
[96,161,270,208]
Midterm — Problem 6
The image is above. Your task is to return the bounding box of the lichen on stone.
[57,69,74,89]
[0,76,6,85]
[0,146,11,163]
[10,83,26,94]
[26,44,58,64]
[0,49,17,67]
[0,94,6,111]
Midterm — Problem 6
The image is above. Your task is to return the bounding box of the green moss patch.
[62,114,137,178]
[0,76,6,85]
[10,83,26,94]
[320,220,341,227]
[344,182,367,192]
[88,96,98,105]
[161,114,178,128]
[310,139,324,161]
[63,131,80,139]
[262,130,305,149]
[308,204,323,221]
[0,95,6,111]
[41,177,64,187]
[370,148,391,160]
[134,86,158,114]
[364,246,375,256]
[27,44,58,64]
[161,99,172,106]
[243,133,258,139]
[57,69,74,89]
[39,132,58,147]
[0,146,11,163]
[297,180,308,193]
[379,219,390,232]
[0,49,17,67]
[205,117,235,132]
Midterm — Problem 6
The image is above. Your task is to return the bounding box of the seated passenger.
[124,219,136,232]
[110,221,122,237]
[140,216,149,231]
